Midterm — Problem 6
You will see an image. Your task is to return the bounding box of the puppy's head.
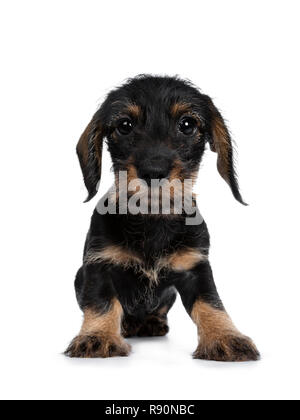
[77,75,245,204]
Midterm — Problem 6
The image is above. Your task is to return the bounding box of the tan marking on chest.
[85,245,142,268]
[85,244,207,284]
[161,248,207,271]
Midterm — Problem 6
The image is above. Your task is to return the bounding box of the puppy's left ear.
[76,112,104,202]
[205,96,247,205]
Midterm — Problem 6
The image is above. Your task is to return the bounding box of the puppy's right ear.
[76,113,104,202]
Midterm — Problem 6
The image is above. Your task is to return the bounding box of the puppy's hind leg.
[124,287,177,338]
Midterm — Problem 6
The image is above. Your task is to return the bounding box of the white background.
[0,0,299,400]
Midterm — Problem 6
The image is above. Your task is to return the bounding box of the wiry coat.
[65,75,259,361]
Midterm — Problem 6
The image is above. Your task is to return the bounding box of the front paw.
[193,334,260,362]
[64,334,131,358]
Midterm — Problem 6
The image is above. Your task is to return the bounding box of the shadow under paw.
[64,334,131,358]
[193,334,260,362]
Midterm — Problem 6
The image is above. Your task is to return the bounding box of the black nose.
[137,159,171,184]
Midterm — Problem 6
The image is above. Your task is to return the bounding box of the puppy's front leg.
[65,265,131,358]
[176,261,260,362]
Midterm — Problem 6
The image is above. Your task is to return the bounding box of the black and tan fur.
[65,75,259,361]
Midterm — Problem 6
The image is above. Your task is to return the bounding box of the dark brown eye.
[178,117,197,136]
[116,118,133,135]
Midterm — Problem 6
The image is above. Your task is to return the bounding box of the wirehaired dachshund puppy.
[65,75,260,362]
